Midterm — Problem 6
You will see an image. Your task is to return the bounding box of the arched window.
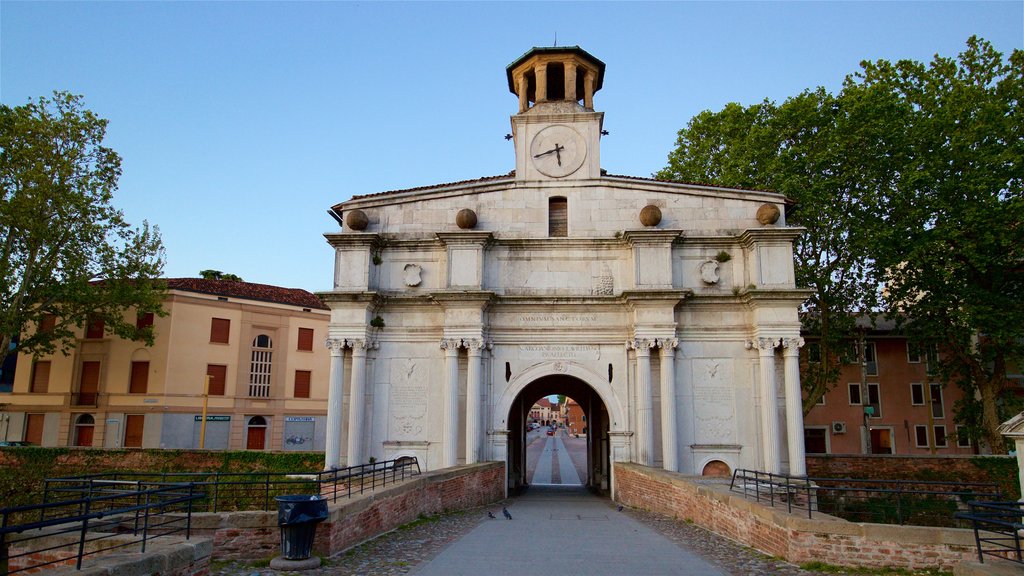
[249,335,273,398]
[74,414,95,447]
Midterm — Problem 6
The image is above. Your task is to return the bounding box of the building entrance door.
[247,416,267,449]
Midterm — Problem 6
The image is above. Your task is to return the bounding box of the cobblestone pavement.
[210,489,927,576]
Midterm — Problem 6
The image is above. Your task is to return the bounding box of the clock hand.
[554,143,563,166]
[533,149,556,158]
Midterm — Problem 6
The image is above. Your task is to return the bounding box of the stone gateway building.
[320,47,809,492]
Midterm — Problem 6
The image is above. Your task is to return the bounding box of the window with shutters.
[124,414,145,448]
[76,361,100,406]
[86,317,104,339]
[548,197,567,237]
[294,370,311,398]
[129,361,149,394]
[297,328,314,351]
[39,314,56,333]
[206,364,227,396]
[25,414,44,445]
[136,312,154,330]
[210,318,230,344]
[249,335,272,398]
[30,361,50,393]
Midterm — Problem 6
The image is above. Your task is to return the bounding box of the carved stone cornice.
[435,231,494,246]
[621,229,684,246]
[323,232,384,249]
[737,227,805,248]
[316,291,385,307]
[429,291,496,306]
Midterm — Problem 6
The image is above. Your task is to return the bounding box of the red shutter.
[39,315,56,333]
[25,414,45,445]
[124,415,145,448]
[206,364,227,396]
[30,361,50,393]
[294,370,311,398]
[210,318,230,344]
[136,312,154,329]
[297,328,314,351]
[129,361,149,394]
[86,318,104,339]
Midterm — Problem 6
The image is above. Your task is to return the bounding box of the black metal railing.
[42,456,422,513]
[730,469,1001,526]
[955,501,1024,565]
[0,483,202,574]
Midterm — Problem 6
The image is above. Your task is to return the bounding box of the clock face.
[529,125,587,178]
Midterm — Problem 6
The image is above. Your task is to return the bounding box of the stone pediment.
[998,411,1024,438]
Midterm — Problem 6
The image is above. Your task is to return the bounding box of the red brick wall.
[807,454,1006,481]
[613,463,975,571]
[194,462,505,561]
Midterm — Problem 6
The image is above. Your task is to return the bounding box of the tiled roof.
[164,278,327,310]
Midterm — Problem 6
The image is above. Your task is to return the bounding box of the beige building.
[320,46,809,492]
[1,279,331,451]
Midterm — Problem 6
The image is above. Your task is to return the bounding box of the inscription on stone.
[390,359,427,440]
[518,344,600,361]
[694,385,736,443]
[516,313,599,326]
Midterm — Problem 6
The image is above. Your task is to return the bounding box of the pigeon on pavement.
[487,511,496,519]
[502,507,512,520]
[617,505,624,512]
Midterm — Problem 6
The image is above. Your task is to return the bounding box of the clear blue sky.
[2,2,1021,292]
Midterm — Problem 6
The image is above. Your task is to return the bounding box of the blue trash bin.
[275,495,328,560]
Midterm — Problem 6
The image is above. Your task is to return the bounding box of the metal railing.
[0,483,202,574]
[42,456,422,513]
[955,501,1024,565]
[730,469,1001,526]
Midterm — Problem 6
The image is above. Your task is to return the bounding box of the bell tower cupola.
[507,47,606,181]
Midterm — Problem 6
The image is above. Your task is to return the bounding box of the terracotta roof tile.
[164,278,327,310]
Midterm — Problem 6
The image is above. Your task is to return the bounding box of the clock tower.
[507,47,605,181]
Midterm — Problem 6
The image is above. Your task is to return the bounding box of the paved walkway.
[529,435,581,485]
[411,485,723,575]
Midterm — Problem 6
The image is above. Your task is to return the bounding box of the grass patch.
[799,561,953,576]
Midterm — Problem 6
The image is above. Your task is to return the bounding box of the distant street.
[526,428,587,486]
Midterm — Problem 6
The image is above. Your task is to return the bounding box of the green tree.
[858,37,1023,453]
[656,89,890,414]
[0,92,165,369]
[199,269,243,282]
[657,37,1023,451]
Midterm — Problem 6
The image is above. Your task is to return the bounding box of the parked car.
[546,429,554,436]
[0,441,32,447]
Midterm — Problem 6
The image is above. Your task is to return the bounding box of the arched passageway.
[506,375,610,494]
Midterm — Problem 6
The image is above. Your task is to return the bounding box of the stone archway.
[494,362,622,494]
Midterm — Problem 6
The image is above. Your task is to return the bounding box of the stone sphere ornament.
[756,204,781,225]
[639,205,662,227]
[346,209,369,231]
[456,208,478,229]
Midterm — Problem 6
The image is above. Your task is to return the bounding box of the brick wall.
[613,463,975,571]
[807,454,1008,481]
[190,462,504,561]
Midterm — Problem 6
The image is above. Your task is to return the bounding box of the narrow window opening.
[549,197,568,237]
[546,63,565,100]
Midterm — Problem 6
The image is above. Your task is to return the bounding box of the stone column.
[465,339,484,464]
[346,340,368,466]
[783,337,807,476]
[324,339,347,470]
[536,63,548,103]
[658,338,679,472]
[750,337,781,473]
[584,70,595,109]
[632,339,654,466]
[517,74,528,113]
[442,338,462,468]
[565,63,577,101]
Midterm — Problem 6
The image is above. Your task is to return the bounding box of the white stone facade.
[319,47,809,490]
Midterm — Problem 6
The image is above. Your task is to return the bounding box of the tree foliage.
[199,269,243,282]
[858,38,1024,452]
[0,92,165,368]
[656,38,1023,450]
